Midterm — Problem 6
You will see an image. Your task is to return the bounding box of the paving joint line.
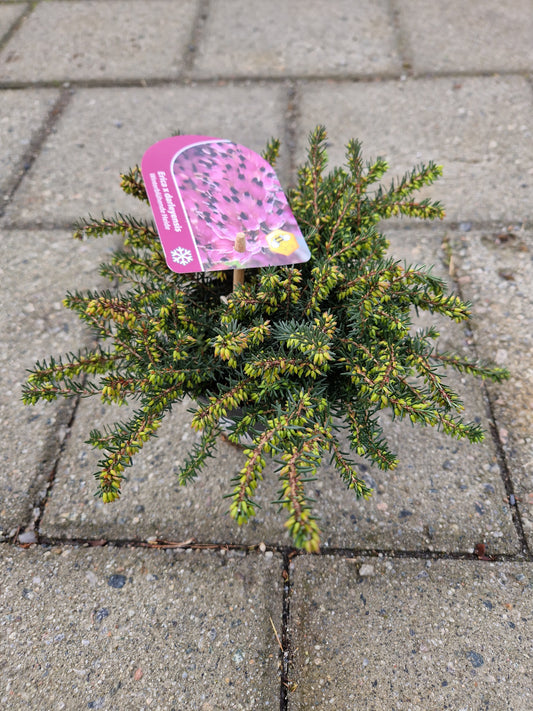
[0,87,72,219]
[42,0,169,3]
[6,536,531,562]
[182,0,210,76]
[408,68,532,81]
[0,68,528,93]
[0,0,37,54]
[284,80,299,185]
[444,236,531,558]
[0,74,401,90]
[27,394,83,544]
[387,0,413,76]
[279,551,293,710]
[486,415,532,558]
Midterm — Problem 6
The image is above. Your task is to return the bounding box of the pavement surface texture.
[0,1,532,709]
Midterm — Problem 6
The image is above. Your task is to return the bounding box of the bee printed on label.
[265,229,298,256]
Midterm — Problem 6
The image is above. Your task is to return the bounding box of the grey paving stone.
[289,556,533,710]
[453,228,533,546]
[0,2,24,40]
[0,544,282,709]
[397,0,533,73]
[0,0,198,82]
[297,76,533,222]
[0,88,59,199]
[40,396,288,545]
[1,84,289,227]
[193,0,400,78]
[0,230,117,540]
[40,230,517,553]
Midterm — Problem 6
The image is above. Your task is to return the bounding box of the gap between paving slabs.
[0,87,63,214]
[451,227,533,551]
[0,230,120,541]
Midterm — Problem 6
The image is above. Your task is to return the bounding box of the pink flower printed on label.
[141,136,310,273]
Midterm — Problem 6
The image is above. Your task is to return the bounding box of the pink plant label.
[141,135,310,273]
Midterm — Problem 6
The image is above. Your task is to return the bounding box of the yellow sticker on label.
[266,229,298,256]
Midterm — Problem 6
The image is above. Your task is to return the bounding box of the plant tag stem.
[233,232,246,290]
[233,269,245,289]
[234,232,246,252]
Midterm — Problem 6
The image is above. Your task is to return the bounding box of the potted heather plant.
[23,126,507,551]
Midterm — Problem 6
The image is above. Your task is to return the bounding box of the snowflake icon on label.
[171,246,193,266]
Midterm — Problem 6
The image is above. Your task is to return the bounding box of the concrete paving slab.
[40,386,517,554]
[40,397,287,545]
[0,544,282,709]
[0,2,25,40]
[40,230,518,553]
[289,556,533,710]
[1,84,289,228]
[0,88,59,200]
[0,230,117,540]
[453,228,533,545]
[0,0,198,82]
[297,76,533,222]
[397,0,533,74]
[192,0,401,78]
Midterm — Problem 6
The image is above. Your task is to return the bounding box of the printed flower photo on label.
[171,140,309,271]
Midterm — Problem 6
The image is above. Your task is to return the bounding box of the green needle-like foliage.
[23,126,508,551]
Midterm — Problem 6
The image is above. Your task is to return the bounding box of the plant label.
[141,136,310,273]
